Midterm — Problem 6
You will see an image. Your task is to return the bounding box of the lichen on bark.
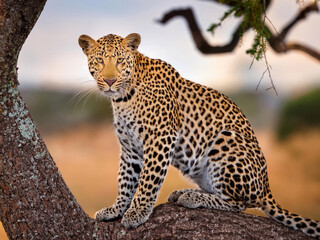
[2,85,37,143]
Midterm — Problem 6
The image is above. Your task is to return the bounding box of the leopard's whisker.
[69,80,98,111]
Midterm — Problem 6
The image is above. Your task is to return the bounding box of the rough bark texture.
[0,0,315,239]
[0,84,94,239]
[158,0,320,61]
[0,2,95,239]
[104,203,313,240]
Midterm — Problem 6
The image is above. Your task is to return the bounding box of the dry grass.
[1,124,319,239]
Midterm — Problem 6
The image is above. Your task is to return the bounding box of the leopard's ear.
[78,35,97,55]
[123,33,141,51]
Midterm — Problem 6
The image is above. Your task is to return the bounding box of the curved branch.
[158,1,320,61]
[158,8,248,54]
[157,0,272,55]
[264,2,320,62]
[280,1,319,40]
[286,41,320,60]
[266,26,320,62]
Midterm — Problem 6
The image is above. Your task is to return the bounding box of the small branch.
[253,11,278,95]
[264,15,286,52]
[262,52,278,95]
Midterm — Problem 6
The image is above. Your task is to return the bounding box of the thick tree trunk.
[0,1,314,239]
[0,83,94,239]
[0,2,94,239]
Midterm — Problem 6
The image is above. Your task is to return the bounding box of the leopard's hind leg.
[168,189,203,203]
[170,130,263,212]
[170,189,245,212]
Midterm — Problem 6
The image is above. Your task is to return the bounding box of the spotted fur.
[78,33,320,238]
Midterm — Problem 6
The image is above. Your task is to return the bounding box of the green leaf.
[207,23,220,34]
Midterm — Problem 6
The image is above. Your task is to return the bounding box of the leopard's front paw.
[94,205,124,222]
[121,207,151,228]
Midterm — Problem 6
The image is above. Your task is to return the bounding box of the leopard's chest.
[113,107,144,159]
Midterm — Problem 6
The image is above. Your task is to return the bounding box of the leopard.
[78,33,320,238]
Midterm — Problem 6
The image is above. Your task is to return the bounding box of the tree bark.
[105,203,313,240]
[0,1,95,239]
[0,1,314,239]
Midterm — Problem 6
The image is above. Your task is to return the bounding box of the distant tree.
[0,0,315,239]
[277,88,320,140]
[158,0,320,94]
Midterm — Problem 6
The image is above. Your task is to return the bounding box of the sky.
[17,0,320,95]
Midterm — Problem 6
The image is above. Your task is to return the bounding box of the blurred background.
[1,0,320,238]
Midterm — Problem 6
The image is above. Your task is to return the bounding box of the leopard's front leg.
[95,151,142,221]
[121,132,176,228]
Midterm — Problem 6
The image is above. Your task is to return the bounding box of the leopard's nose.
[104,78,116,87]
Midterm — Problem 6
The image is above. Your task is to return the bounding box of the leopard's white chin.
[102,89,119,97]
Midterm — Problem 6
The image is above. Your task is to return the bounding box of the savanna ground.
[1,124,319,239]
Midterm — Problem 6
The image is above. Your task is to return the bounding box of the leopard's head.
[78,33,141,98]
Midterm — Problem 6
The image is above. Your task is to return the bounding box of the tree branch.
[266,1,320,62]
[98,203,313,239]
[286,41,320,60]
[158,1,320,61]
[158,8,248,54]
[280,1,319,40]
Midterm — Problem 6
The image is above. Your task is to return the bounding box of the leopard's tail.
[260,188,320,239]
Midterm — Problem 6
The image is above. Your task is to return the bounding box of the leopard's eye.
[96,57,103,63]
[117,58,124,63]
